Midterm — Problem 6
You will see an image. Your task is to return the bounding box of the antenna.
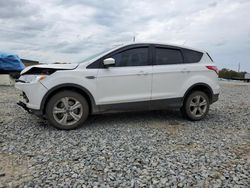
[133,36,136,42]
[238,62,241,72]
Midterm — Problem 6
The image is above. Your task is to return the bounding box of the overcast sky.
[0,0,250,71]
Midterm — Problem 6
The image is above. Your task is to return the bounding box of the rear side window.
[112,47,148,67]
[155,48,183,65]
[182,49,203,63]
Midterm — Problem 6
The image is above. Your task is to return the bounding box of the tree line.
[218,68,247,79]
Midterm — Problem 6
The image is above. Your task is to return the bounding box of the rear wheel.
[181,91,210,121]
[46,91,89,130]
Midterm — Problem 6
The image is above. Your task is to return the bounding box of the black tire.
[181,91,210,121]
[45,90,89,130]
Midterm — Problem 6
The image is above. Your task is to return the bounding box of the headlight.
[35,75,48,82]
[32,75,47,82]
[19,75,47,83]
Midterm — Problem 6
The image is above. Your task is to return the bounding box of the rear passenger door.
[151,45,188,101]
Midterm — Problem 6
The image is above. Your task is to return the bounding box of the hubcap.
[189,95,207,118]
[52,97,83,126]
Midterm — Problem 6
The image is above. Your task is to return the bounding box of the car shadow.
[33,108,220,130]
[82,109,184,128]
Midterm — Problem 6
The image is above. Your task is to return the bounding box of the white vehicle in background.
[245,73,250,79]
[15,43,220,130]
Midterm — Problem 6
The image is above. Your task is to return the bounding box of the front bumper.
[17,101,44,117]
[15,81,48,110]
[17,101,31,112]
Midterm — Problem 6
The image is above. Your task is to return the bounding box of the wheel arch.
[41,83,97,115]
[183,83,214,104]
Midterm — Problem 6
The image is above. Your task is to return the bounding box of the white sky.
[0,0,250,71]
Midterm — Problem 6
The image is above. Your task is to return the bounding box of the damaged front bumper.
[17,101,44,117]
[17,101,32,113]
[15,78,48,118]
[17,101,32,114]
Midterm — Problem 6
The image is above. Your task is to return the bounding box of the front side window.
[111,47,149,67]
[155,48,183,65]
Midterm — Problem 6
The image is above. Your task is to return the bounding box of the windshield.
[77,47,117,64]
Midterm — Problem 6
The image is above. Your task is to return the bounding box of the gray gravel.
[0,82,249,187]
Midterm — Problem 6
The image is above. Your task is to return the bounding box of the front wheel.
[181,91,210,121]
[46,91,89,130]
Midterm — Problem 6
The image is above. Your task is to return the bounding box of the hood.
[21,63,79,75]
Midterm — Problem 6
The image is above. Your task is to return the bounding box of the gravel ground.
[0,82,249,187]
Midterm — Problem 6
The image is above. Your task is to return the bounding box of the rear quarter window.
[182,49,203,63]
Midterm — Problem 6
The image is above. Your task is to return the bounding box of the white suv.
[16,43,220,129]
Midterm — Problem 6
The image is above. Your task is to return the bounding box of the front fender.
[40,69,98,112]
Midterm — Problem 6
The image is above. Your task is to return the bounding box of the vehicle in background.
[231,73,250,83]
[244,73,250,82]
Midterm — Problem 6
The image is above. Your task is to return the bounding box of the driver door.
[96,45,152,111]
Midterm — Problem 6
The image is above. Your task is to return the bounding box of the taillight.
[206,66,219,75]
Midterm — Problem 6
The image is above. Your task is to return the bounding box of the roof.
[120,42,206,53]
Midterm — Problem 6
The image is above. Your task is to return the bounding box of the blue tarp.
[0,52,25,72]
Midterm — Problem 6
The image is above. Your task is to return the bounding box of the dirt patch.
[0,153,32,187]
[164,123,185,136]
[232,142,250,160]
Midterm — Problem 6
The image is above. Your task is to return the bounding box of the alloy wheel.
[189,95,208,118]
[52,97,83,126]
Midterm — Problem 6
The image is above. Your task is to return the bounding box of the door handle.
[136,71,149,76]
[181,68,190,73]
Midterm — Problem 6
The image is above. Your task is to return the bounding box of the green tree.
[219,68,246,79]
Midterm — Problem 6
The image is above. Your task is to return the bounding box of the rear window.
[182,49,203,63]
[155,48,183,65]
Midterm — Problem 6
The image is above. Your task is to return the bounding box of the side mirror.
[103,58,115,68]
